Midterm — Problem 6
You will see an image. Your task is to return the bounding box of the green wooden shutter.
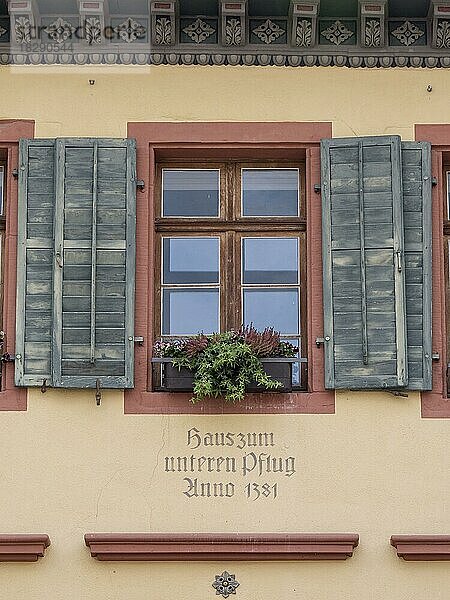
[321,136,408,389]
[16,138,136,389]
[15,140,56,386]
[401,142,432,390]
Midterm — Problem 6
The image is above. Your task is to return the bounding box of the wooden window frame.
[154,160,307,389]
[416,124,450,417]
[0,120,34,411]
[125,121,334,415]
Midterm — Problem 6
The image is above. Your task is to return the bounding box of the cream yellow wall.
[0,65,449,600]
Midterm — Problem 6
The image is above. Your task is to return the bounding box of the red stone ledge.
[85,533,359,561]
[391,535,450,561]
[0,535,50,562]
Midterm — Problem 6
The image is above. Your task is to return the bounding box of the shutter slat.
[401,141,432,390]
[322,136,408,390]
[15,140,56,387]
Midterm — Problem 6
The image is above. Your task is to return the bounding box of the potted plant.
[152,327,297,403]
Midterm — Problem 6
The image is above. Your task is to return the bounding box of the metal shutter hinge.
[95,379,102,406]
[315,336,330,347]
[136,180,145,191]
[314,184,321,194]
[432,352,440,361]
[12,168,19,179]
[134,336,144,346]
[432,177,438,187]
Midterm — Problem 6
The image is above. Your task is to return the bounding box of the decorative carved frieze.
[150,1,177,46]
[44,17,76,44]
[359,0,386,47]
[290,1,319,47]
[220,1,247,46]
[320,20,355,45]
[79,0,107,45]
[390,20,426,46]
[251,18,286,44]
[182,18,216,44]
[7,0,39,45]
[430,0,450,48]
[113,17,147,43]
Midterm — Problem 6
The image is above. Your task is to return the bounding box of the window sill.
[0,535,50,562]
[85,533,358,561]
[124,389,334,414]
[391,535,450,561]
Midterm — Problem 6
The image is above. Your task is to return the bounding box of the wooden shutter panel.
[16,138,136,389]
[15,140,56,386]
[321,136,407,389]
[401,142,432,390]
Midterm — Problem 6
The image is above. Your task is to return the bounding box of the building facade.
[0,1,450,598]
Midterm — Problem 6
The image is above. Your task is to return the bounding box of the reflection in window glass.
[243,289,299,334]
[242,169,299,217]
[163,238,219,284]
[243,238,298,284]
[162,169,220,217]
[162,289,219,335]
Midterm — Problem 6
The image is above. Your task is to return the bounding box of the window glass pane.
[447,171,450,219]
[243,289,299,334]
[0,165,4,215]
[162,169,219,217]
[163,238,219,284]
[162,289,219,335]
[243,238,298,284]
[242,169,299,217]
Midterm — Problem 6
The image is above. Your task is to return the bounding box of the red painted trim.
[415,125,450,417]
[0,534,50,562]
[125,122,334,415]
[85,533,358,561]
[391,535,450,561]
[0,120,34,411]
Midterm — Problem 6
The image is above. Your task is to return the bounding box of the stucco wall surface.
[0,64,449,599]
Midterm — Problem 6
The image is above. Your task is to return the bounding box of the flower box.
[160,359,293,393]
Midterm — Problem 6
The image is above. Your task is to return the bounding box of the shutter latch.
[95,379,102,406]
[395,250,403,273]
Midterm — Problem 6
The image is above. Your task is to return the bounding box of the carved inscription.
[164,427,297,500]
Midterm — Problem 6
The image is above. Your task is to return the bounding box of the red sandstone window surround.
[0,120,34,411]
[125,122,334,415]
[416,124,450,418]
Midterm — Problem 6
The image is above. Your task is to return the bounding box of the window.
[0,156,5,388]
[154,161,307,388]
[445,169,450,395]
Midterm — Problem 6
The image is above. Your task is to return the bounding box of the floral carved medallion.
[321,20,354,45]
[253,19,285,44]
[183,18,215,43]
[391,20,425,46]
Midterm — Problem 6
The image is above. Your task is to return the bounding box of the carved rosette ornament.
[296,19,312,46]
[183,18,215,43]
[44,18,76,44]
[253,19,285,44]
[85,17,102,45]
[114,18,147,43]
[155,17,173,45]
[225,18,242,46]
[365,19,381,47]
[391,20,425,46]
[212,572,240,599]
[436,20,450,48]
[321,20,354,45]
